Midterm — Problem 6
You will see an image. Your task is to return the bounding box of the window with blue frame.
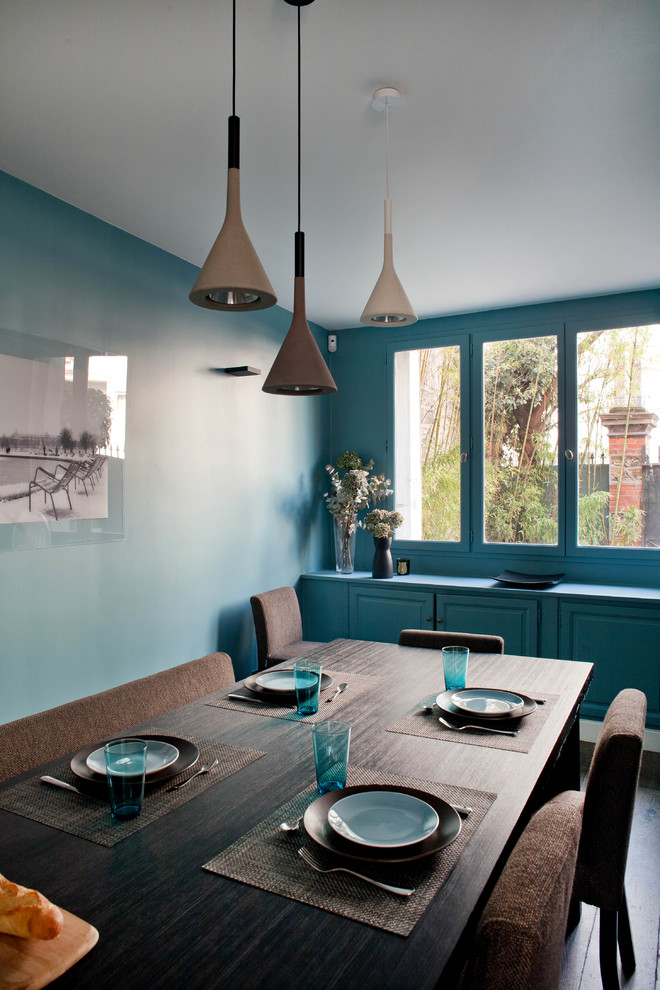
[393,322,660,554]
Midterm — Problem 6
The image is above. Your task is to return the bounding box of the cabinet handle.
[426,617,432,622]
[436,618,442,624]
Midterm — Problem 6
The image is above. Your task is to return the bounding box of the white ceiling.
[1,0,658,331]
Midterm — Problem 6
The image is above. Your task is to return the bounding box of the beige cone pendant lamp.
[360,87,417,327]
[262,0,337,395]
[189,0,276,311]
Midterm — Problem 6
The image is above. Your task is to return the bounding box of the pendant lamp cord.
[297,4,302,233]
[232,0,236,116]
[385,98,390,200]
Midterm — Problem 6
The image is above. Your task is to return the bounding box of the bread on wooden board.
[0,873,63,939]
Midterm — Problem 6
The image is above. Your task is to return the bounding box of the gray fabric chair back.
[250,587,324,669]
[574,687,646,911]
[398,629,505,654]
[462,790,584,990]
[569,688,646,990]
[251,587,303,659]
[0,651,234,781]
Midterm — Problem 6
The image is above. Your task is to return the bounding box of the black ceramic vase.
[372,536,393,579]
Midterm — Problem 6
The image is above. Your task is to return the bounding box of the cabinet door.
[559,601,660,724]
[435,593,539,656]
[349,587,435,643]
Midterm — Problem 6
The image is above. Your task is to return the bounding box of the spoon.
[280,816,303,831]
[326,682,348,703]
[168,757,219,791]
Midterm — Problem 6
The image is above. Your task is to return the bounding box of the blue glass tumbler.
[441,646,469,691]
[293,660,322,715]
[312,720,351,794]
[104,738,148,820]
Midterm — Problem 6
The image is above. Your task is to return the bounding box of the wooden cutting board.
[0,907,98,990]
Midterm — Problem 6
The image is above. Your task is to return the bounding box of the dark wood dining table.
[0,639,592,990]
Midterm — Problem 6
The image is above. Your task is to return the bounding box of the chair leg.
[48,493,59,521]
[599,908,620,990]
[617,889,636,977]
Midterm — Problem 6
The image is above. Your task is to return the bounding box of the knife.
[41,775,90,795]
[226,693,266,705]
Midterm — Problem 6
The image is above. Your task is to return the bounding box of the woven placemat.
[206,669,380,722]
[203,764,495,937]
[0,730,266,847]
[387,694,558,753]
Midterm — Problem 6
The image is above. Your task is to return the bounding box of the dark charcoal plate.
[303,784,461,863]
[435,688,537,723]
[70,733,199,787]
[242,670,333,699]
[491,570,565,589]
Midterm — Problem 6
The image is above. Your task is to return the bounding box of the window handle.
[564,449,574,460]
[460,452,469,463]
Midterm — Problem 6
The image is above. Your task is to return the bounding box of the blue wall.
[330,289,660,587]
[3,168,658,725]
[0,171,332,723]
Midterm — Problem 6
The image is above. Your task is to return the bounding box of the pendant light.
[189,0,276,311]
[262,0,337,396]
[360,87,417,327]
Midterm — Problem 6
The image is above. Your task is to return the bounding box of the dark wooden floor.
[560,745,660,990]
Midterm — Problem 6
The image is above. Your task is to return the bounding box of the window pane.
[577,325,660,548]
[394,346,461,541]
[483,336,558,545]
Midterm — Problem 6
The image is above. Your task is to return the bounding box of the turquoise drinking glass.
[312,720,351,794]
[293,659,322,715]
[104,738,148,820]
[441,646,469,691]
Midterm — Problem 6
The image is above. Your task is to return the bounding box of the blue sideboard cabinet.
[434,593,539,655]
[299,571,660,728]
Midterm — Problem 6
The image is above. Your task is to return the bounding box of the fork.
[438,716,518,737]
[168,757,219,790]
[298,847,415,897]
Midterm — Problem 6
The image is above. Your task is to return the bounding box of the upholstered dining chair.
[398,629,505,653]
[0,651,235,781]
[571,688,647,990]
[460,790,584,990]
[250,586,324,670]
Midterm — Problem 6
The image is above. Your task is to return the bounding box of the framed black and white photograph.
[0,326,126,551]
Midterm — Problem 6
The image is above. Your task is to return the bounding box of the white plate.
[86,739,180,776]
[327,790,439,848]
[450,689,524,716]
[255,670,299,693]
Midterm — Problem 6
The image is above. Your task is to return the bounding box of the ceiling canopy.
[1,0,658,329]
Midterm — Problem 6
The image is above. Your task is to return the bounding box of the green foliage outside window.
[483,336,558,545]
[422,445,461,541]
[407,323,658,549]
